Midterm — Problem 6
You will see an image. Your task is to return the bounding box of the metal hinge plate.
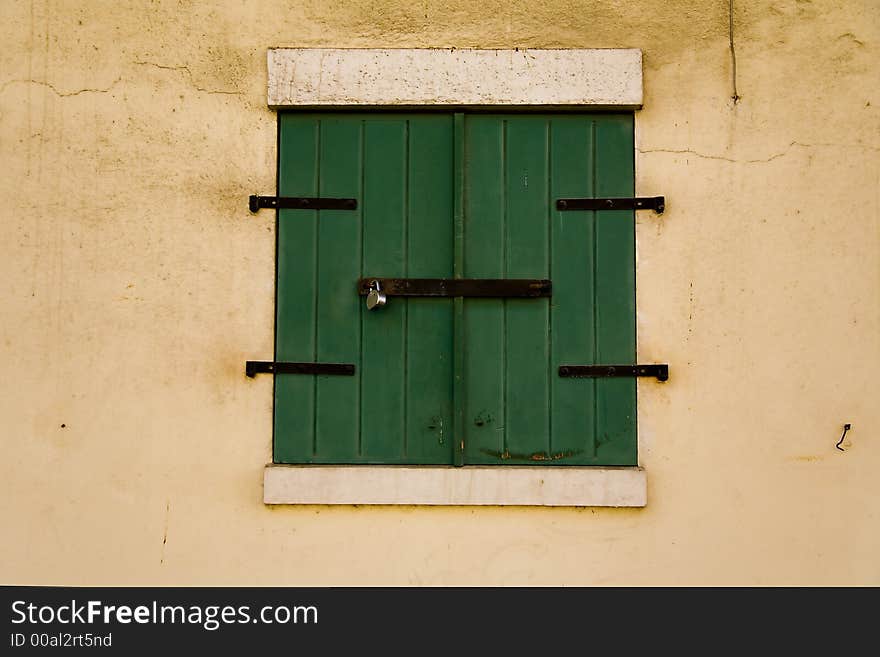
[357,278,551,298]
[246,361,356,377]
[558,364,669,381]
[556,196,665,214]
[249,195,358,212]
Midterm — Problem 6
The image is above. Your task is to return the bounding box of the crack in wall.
[0,77,121,97]
[638,141,880,164]
[133,60,242,95]
[160,501,170,565]
[836,32,864,47]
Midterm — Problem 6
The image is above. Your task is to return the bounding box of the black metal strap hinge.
[357,278,551,298]
[558,364,669,382]
[556,196,665,214]
[249,195,358,213]
[246,361,356,377]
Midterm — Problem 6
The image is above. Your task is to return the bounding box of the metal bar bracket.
[357,278,551,298]
[249,195,358,212]
[246,361,356,377]
[556,196,665,214]
[558,364,669,382]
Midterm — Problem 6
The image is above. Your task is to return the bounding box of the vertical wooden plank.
[461,115,506,464]
[504,117,551,459]
[314,117,362,461]
[274,114,318,463]
[550,116,597,462]
[594,114,637,465]
[360,119,407,461]
[452,113,465,466]
[406,115,455,464]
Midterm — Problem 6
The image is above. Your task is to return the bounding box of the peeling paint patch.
[480,448,583,461]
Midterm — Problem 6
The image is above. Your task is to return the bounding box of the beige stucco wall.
[1,0,877,585]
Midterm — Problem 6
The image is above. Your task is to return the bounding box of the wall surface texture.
[1,0,877,585]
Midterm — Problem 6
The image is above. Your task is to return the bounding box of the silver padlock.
[366,280,387,310]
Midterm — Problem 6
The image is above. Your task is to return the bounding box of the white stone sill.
[263,465,646,507]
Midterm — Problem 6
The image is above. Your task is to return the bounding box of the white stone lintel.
[268,48,643,108]
[263,465,646,507]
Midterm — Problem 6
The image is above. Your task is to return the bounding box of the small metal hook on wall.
[836,423,852,452]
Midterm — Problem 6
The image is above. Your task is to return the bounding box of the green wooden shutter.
[274,114,456,464]
[274,112,636,466]
[462,114,636,466]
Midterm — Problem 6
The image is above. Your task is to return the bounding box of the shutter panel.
[274,114,456,464]
[461,116,553,463]
[462,114,637,465]
[360,116,457,463]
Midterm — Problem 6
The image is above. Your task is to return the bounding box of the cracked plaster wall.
[0,0,878,585]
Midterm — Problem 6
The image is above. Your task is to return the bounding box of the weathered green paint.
[274,112,636,466]
[275,114,455,464]
[274,115,317,464]
[452,113,466,467]
[404,118,456,463]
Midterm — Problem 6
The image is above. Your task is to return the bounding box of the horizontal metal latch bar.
[556,196,665,214]
[245,361,356,377]
[357,278,551,298]
[558,364,669,381]
[249,195,358,212]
